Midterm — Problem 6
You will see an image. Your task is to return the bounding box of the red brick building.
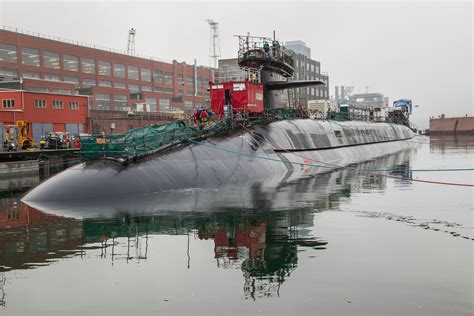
[0,89,89,141]
[0,26,213,133]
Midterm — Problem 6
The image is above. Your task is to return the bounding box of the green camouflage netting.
[80,121,196,159]
[80,118,233,160]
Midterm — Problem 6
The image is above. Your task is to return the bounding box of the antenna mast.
[127,28,136,55]
[205,19,221,68]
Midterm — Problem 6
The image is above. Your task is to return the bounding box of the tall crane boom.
[127,28,136,55]
[205,19,221,68]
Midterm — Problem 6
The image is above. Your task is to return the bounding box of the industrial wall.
[0,28,213,114]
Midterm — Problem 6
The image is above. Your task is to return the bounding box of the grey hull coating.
[22,119,416,215]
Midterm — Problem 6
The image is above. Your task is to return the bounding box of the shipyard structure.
[0,26,213,137]
[0,27,334,147]
[217,40,330,107]
[429,115,474,135]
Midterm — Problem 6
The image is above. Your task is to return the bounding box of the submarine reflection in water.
[22,147,416,219]
[0,150,415,301]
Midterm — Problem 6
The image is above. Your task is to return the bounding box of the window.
[153,86,164,92]
[52,100,63,109]
[28,86,48,93]
[51,89,71,95]
[114,94,128,111]
[177,74,183,85]
[153,70,163,83]
[128,66,139,80]
[2,99,15,108]
[0,67,19,80]
[164,72,173,84]
[45,73,61,81]
[64,76,80,87]
[141,68,151,82]
[141,85,152,92]
[184,101,193,111]
[128,84,139,93]
[164,88,173,94]
[114,82,126,89]
[159,99,170,111]
[82,78,96,87]
[21,47,40,66]
[186,76,194,87]
[99,80,112,87]
[186,90,194,96]
[63,54,79,71]
[22,71,40,79]
[81,58,96,74]
[316,66,320,73]
[145,97,157,112]
[95,93,111,110]
[43,51,60,69]
[34,100,46,108]
[0,43,18,63]
[69,101,79,110]
[114,63,125,78]
[7,208,18,220]
[98,61,111,76]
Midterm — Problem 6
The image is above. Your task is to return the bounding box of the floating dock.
[429,116,474,135]
[0,149,79,162]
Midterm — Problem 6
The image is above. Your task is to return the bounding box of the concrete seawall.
[429,116,474,135]
[0,160,39,176]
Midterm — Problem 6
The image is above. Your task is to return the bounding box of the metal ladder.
[287,88,296,108]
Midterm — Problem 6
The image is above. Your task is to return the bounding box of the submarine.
[22,34,416,214]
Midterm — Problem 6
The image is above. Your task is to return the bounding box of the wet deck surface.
[0,136,472,315]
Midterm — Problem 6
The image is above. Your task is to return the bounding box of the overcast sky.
[1,0,472,128]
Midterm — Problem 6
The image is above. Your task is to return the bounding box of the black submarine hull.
[22,119,416,216]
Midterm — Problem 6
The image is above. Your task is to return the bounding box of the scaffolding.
[214,66,263,84]
[235,33,295,78]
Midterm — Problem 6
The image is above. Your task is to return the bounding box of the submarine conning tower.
[235,33,325,109]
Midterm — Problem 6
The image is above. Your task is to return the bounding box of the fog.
[1,0,472,128]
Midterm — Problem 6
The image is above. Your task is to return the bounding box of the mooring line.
[226,125,474,187]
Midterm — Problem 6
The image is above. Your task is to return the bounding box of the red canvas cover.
[210,80,264,117]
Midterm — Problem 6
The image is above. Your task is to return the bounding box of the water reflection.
[430,135,474,152]
[0,149,416,302]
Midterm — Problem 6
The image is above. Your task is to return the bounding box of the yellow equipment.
[16,120,33,149]
[4,120,33,150]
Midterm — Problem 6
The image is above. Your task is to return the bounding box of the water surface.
[0,136,472,315]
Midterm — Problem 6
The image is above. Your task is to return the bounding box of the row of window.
[293,87,329,98]
[23,84,210,101]
[93,94,197,112]
[0,67,209,93]
[294,58,320,74]
[0,43,210,83]
[33,99,80,110]
[2,98,80,110]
